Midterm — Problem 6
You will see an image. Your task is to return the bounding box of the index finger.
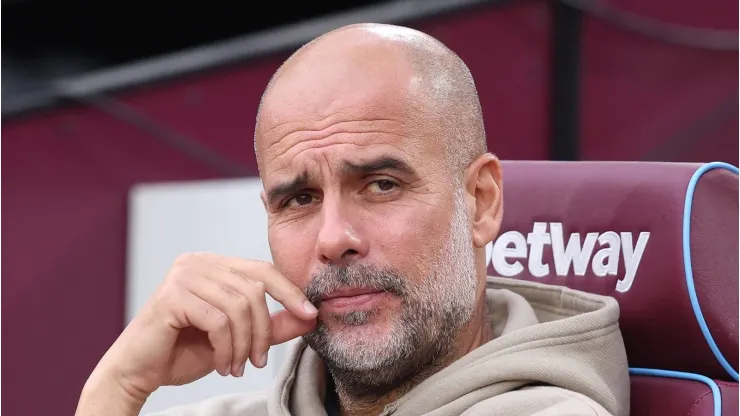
[198,253,318,320]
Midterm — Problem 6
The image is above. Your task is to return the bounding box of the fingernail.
[259,351,268,368]
[303,300,318,314]
[237,362,246,377]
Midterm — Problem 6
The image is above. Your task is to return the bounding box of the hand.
[85,253,318,404]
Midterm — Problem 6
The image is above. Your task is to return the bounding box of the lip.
[321,287,384,301]
[319,287,387,313]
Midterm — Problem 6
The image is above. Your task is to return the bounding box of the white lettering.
[615,232,650,293]
[550,223,599,276]
[592,231,620,278]
[526,222,551,277]
[486,222,649,292]
[491,231,527,277]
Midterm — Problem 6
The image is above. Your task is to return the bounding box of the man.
[75,23,629,416]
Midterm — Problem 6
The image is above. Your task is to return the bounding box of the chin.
[305,312,413,372]
[322,311,394,341]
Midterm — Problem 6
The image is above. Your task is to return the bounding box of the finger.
[181,274,252,378]
[243,282,271,369]
[202,266,271,371]
[179,291,233,376]
[199,254,318,320]
[270,309,317,345]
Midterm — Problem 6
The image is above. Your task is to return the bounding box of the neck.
[334,295,492,416]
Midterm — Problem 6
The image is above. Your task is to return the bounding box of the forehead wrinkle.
[260,111,339,138]
[265,118,402,154]
[270,140,416,181]
[257,64,415,154]
[270,132,414,174]
[264,117,408,162]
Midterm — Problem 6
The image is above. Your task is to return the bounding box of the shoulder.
[466,386,621,416]
[143,391,269,416]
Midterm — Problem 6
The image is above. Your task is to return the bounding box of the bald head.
[255,23,487,174]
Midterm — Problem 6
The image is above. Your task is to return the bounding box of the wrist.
[77,367,148,415]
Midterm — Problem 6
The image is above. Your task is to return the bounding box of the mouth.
[319,287,388,313]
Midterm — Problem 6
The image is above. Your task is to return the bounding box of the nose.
[316,202,368,266]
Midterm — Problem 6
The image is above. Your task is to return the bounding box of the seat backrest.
[630,375,738,416]
[487,161,738,415]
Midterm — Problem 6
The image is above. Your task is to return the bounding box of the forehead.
[260,105,424,184]
[259,43,415,133]
[256,56,438,180]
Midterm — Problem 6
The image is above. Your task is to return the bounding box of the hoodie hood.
[268,276,630,416]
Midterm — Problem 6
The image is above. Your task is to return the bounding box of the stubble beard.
[302,188,479,399]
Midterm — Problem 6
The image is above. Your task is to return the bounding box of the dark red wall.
[2,1,736,414]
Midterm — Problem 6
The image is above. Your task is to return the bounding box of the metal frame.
[2,0,494,119]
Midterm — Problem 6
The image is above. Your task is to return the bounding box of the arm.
[74,253,317,416]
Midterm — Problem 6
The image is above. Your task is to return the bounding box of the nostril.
[344,249,359,256]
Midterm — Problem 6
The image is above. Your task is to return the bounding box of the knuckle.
[153,283,179,308]
[213,312,230,332]
[231,292,250,312]
[169,268,194,288]
[250,280,266,293]
[167,268,186,285]
[170,254,199,282]
[261,326,273,342]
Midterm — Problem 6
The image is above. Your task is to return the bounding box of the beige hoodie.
[147,277,630,416]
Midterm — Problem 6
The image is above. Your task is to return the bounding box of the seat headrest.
[486,161,738,381]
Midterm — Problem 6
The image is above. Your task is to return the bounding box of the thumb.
[270,309,317,345]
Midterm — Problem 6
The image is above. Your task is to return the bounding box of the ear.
[463,153,503,249]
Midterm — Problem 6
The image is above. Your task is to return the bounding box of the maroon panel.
[118,54,289,170]
[0,106,223,416]
[631,376,738,416]
[579,15,738,166]
[598,0,738,30]
[413,2,552,160]
[629,376,714,416]
[692,169,739,373]
[490,161,738,380]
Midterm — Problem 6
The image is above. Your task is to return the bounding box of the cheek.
[268,222,316,289]
[367,203,451,277]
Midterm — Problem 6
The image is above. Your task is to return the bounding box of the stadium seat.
[488,160,739,415]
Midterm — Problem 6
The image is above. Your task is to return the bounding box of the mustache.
[304,264,408,304]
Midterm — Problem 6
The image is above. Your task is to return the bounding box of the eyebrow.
[265,156,417,206]
[341,156,417,176]
[266,172,309,206]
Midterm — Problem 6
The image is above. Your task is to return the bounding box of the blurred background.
[2,0,738,414]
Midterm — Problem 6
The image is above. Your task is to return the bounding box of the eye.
[366,179,398,193]
[284,193,315,208]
